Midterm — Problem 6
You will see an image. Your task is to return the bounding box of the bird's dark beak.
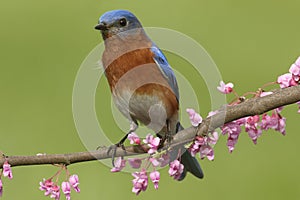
[95,22,108,31]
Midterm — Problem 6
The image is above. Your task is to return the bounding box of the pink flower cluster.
[277,56,300,88]
[222,110,286,152]
[188,132,218,160]
[110,140,170,195]
[132,169,160,195]
[39,174,80,200]
[127,132,161,155]
[143,134,160,154]
[168,160,184,180]
[0,161,13,197]
[186,109,219,160]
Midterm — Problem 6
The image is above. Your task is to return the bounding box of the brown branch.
[1,85,299,168]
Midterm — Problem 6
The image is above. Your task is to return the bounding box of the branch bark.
[1,85,300,168]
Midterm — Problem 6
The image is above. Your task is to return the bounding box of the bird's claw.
[107,143,126,167]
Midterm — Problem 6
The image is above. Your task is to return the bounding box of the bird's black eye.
[119,18,127,27]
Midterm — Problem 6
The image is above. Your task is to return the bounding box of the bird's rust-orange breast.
[102,47,179,118]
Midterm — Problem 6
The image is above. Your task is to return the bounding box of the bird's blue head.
[95,10,143,40]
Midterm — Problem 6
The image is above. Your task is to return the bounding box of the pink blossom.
[221,121,243,152]
[199,145,214,160]
[260,114,277,130]
[217,81,234,94]
[50,185,60,200]
[69,174,80,193]
[289,64,300,81]
[132,169,148,195]
[128,158,142,169]
[289,56,300,82]
[186,108,202,127]
[260,113,286,135]
[0,179,3,197]
[143,134,160,154]
[149,171,160,189]
[128,132,141,145]
[158,153,170,167]
[111,157,126,172]
[2,161,13,179]
[149,157,160,167]
[276,116,286,135]
[61,182,71,200]
[168,160,184,180]
[188,135,215,160]
[39,178,54,196]
[207,131,219,146]
[188,136,205,157]
[277,73,298,88]
[245,115,262,144]
[289,63,300,76]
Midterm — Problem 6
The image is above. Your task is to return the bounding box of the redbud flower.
[111,157,126,172]
[39,178,54,196]
[132,169,148,195]
[149,171,160,189]
[128,158,142,169]
[260,113,286,135]
[128,132,141,145]
[0,179,3,197]
[245,115,262,144]
[189,136,216,160]
[50,185,60,200]
[221,120,243,152]
[61,181,71,200]
[289,56,300,82]
[69,174,80,193]
[260,114,277,130]
[149,157,160,167]
[208,131,219,146]
[217,81,234,94]
[186,108,202,127]
[200,145,214,160]
[2,161,13,179]
[158,153,170,167]
[189,136,205,157]
[143,134,160,154]
[277,73,298,88]
[168,160,184,180]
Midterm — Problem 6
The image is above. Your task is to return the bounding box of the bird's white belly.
[113,90,167,133]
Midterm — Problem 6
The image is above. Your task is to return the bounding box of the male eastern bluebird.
[95,10,203,180]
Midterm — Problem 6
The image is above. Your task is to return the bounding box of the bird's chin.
[101,31,113,40]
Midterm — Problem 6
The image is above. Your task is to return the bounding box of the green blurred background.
[1,0,300,199]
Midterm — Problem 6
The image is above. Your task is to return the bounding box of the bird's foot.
[107,142,126,167]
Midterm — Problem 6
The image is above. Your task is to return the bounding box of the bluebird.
[95,10,203,180]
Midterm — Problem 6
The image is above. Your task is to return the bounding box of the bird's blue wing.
[151,45,179,102]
